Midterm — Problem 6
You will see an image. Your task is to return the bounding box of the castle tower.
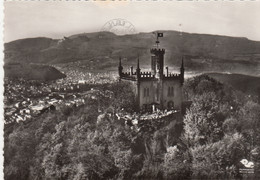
[151,33,165,109]
[118,32,184,112]
[150,48,165,79]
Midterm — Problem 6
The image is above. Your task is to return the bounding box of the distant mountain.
[206,73,260,96]
[4,63,66,81]
[4,31,260,75]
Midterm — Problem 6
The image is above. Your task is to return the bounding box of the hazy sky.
[4,1,260,42]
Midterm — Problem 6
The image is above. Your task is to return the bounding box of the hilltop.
[4,63,66,81]
[206,73,260,96]
[4,31,260,75]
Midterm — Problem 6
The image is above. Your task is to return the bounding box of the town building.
[118,32,184,112]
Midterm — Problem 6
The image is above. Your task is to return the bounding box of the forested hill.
[4,63,66,81]
[206,73,260,96]
[4,31,260,73]
[4,76,260,179]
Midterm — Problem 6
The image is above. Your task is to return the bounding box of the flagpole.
[156,32,159,48]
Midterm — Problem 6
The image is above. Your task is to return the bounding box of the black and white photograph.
[2,1,260,179]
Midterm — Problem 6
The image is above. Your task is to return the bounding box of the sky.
[4,1,260,42]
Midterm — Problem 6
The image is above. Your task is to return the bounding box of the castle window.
[156,87,159,100]
[167,101,174,109]
[144,88,149,97]
[168,86,174,96]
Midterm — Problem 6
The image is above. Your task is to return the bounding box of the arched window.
[142,104,147,111]
[171,87,174,96]
[167,101,174,109]
[168,86,174,96]
[156,87,159,100]
[143,87,150,98]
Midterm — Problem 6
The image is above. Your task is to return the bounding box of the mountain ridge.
[4,30,260,75]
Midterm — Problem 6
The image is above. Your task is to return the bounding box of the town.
[4,67,118,124]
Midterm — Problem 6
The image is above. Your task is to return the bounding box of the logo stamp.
[101,18,136,35]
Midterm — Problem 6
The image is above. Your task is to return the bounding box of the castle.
[118,33,184,112]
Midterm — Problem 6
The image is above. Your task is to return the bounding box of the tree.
[183,75,223,99]
[109,82,136,112]
[238,100,260,148]
[191,133,247,179]
[184,92,227,146]
[5,127,37,180]
[163,146,192,180]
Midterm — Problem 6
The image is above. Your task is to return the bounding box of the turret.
[166,67,169,76]
[180,57,185,85]
[118,57,123,77]
[130,66,133,75]
[136,57,141,80]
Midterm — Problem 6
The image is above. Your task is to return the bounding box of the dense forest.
[4,75,260,180]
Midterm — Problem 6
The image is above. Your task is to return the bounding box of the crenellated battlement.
[163,73,182,80]
[122,70,154,78]
[150,48,165,54]
[121,69,181,80]
[165,73,180,78]
[122,71,136,75]
[140,71,152,75]
[120,72,137,81]
[140,73,154,78]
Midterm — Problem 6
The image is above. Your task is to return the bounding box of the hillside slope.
[4,63,66,81]
[206,73,260,96]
